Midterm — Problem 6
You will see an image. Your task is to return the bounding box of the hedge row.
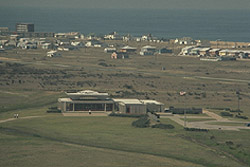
[47,107,61,113]
[151,124,175,129]
[220,112,233,117]
[109,113,143,118]
[184,128,209,132]
[235,115,248,119]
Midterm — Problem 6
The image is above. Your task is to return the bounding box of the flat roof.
[58,98,72,102]
[113,98,143,105]
[142,45,156,49]
[209,48,221,52]
[121,46,137,50]
[199,48,211,52]
[140,100,164,105]
[66,90,109,96]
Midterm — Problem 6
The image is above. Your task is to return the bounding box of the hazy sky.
[1,0,250,9]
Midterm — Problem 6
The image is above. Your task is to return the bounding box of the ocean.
[1,7,250,42]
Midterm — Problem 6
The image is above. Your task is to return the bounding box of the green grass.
[0,43,250,166]
[0,90,63,120]
[0,115,248,167]
[0,133,203,167]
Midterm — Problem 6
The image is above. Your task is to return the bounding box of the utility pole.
[184,109,186,128]
[236,91,240,111]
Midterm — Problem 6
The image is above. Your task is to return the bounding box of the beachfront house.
[111,52,129,59]
[47,50,61,57]
[41,43,52,49]
[219,49,230,56]
[104,47,116,53]
[140,45,156,56]
[199,48,211,56]
[158,48,172,54]
[104,32,122,40]
[85,40,103,47]
[71,41,84,48]
[209,48,221,57]
[120,46,137,53]
[180,46,195,55]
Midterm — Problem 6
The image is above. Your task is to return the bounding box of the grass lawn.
[0,115,249,167]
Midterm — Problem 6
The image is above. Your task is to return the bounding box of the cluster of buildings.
[58,90,164,114]
[107,45,172,59]
[180,46,250,61]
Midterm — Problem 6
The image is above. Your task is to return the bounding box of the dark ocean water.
[1,7,250,42]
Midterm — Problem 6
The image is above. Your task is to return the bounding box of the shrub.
[171,108,202,114]
[225,141,234,146]
[98,62,108,67]
[109,113,143,118]
[235,115,248,119]
[220,112,233,117]
[151,124,175,129]
[230,109,243,113]
[184,128,209,132]
[47,107,61,113]
[132,116,150,128]
[123,84,133,89]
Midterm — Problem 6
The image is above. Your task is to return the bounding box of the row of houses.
[105,45,172,59]
[180,46,250,59]
[58,90,164,114]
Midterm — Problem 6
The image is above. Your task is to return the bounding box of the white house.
[47,50,61,57]
[104,47,116,53]
[180,46,195,55]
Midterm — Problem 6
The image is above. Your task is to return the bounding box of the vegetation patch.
[220,112,233,117]
[235,115,248,120]
[184,127,209,132]
[151,123,175,129]
[47,107,61,113]
[109,112,143,118]
[131,116,150,128]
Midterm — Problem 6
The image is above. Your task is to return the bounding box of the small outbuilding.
[47,50,61,57]
[113,99,146,115]
[111,52,129,59]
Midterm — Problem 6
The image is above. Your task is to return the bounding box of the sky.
[1,0,250,9]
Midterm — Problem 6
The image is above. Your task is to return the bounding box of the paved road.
[159,110,250,131]
[0,116,45,124]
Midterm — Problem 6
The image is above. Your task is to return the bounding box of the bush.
[206,107,231,111]
[47,107,61,113]
[230,109,243,113]
[220,112,233,117]
[151,124,175,129]
[132,116,150,128]
[109,113,143,118]
[235,115,248,119]
[225,141,234,146]
[184,128,209,132]
[171,108,202,114]
[98,62,108,67]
